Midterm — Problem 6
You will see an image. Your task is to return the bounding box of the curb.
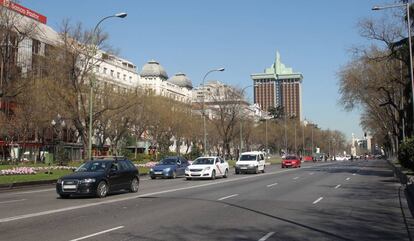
[0,173,149,191]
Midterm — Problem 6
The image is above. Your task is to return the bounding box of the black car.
[56,158,139,198]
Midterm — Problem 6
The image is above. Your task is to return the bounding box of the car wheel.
[281,165,284,168]
[59,194,70,199]
[96,181,108,198]
[235,169,240,174]
[129,177,139,193]
[262,166,265,173]
[211,170,216,180]
[186,177,192,181]
[223,169,228,178]
[150,176,156,180]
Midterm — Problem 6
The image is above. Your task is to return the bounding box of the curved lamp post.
[239,84,254,152]
[88,12,127,161]
[201,68,225,155]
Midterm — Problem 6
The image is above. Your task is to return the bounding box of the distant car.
[303,156,313,162]
[185,156,229,180]
[235,151,266,174]
[335,155,346,161]
[56,158,139,198]
[149,156,190,179]
[282,155,301,168]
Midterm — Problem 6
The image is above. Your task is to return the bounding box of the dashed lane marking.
[258,232,275,241]
[266,183,278,187]
[313,197,323,204]
[218,194,239,201]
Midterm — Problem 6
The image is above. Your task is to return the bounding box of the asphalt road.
[0,159,413,241]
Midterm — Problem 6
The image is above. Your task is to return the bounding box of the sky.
[20,0,390,140]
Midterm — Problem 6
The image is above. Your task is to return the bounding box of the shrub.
[398,138,414,170]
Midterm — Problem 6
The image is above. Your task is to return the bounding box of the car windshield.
[76,161,108,172]
[192,158,214,165]
[159,158,177,165]
[239,155,256,161]
[285,156,297,160]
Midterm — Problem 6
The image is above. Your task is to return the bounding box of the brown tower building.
[251,52,303,119]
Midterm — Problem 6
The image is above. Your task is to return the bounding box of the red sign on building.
[0,0,47,24]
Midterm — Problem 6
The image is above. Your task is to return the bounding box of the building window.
[123,74,126,80]
[103,67,107,74]
[111,70,114,77]
[117,72,120,79]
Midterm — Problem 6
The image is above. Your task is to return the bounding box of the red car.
[302,155,313,162]
[281,155,301,168]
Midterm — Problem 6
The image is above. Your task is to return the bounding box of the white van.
[235,151,266,174]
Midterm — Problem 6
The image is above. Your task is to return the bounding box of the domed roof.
[140,60,168,79]
[168,72,193,89]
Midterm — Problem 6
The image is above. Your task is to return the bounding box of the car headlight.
[204,167,211,171]
[57,179,63,184]
[150,168,154,172]
[164,167,171,172]
[80,178,96,184]
[248,164,255,167]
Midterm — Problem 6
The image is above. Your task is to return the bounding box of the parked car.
[235,151,266,174]
[56,158,139,198]
[149,156,190,179]
[185,156,229,180]
[281,155,301,168]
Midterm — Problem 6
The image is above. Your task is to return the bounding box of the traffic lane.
[241,159,412,241]
[0,162,328,219]
[0,162,334,241]
[302,159,413,241]
[3,162,332,240]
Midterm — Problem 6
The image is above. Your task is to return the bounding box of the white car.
[185,156,229,180]
[235,151,266,174]
[335,155,346,161]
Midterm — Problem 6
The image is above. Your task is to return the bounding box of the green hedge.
[398,138,414,170]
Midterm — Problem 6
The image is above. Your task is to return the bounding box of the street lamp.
[201,67,225,155]
[51,114,66,168]
[239,84,254,152]
[88,12,127,161]
[372,3,414,132]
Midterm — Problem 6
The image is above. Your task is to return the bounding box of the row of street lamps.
[85,4,414,160]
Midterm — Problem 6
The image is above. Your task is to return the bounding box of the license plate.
[241,167,247,169]
[63,185,76,189]
[154,171,162,175]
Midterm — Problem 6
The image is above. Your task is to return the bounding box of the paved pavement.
[0,159,412,241]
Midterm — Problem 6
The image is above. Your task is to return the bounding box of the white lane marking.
[266,183,278,187]
[293,177,299,180]
[346,177,351,181]
[0,162,334,223]
[69,226,124,241]
[352,173,356,176]
[0,199,26,204]
[218,194,239,201]
[334,184,341,189]
[309,172,314,175]
[258,232,275,241]
[313,197,323,204]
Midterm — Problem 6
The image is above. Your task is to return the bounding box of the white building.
[93,51,139,90]
[138,60,193,103]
